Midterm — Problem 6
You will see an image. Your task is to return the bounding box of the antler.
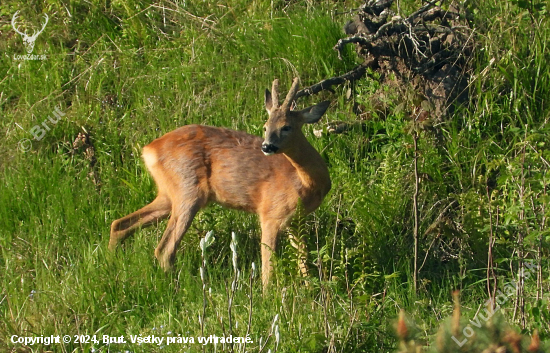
[11,11,48,40]
[271,79,280,109]
[11,11,27,37]
[30,13,48,40]
[281,77,300,111]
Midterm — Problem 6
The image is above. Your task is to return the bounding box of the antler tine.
[31,13,48,39]
[271,79,280,109]
[40,14,49,31]
[281,77,300,111]
[11,11,26,36]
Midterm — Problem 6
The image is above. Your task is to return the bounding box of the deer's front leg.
[260,218,284,289]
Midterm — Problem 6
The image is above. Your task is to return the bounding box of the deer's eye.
[281,126,292,132]
[263,126,267,132]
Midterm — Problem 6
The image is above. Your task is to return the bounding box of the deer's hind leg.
[109,195,171,250]
[154,190,208,271]
[146,144,212,270]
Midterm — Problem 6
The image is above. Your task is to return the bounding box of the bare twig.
[258,314,279,353]
[333,8,362,16]
[363,0,394,16]
[243,263,255,352]
[406,0,439,23]
[538,182,546,301]
[333,36,372,60]
[296,61,376,100]
[486,184,497,308]
[228,232,239,353]
[329,195,342,280]
[413,131,419,292]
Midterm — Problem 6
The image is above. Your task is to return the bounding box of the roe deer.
[109,78,331,287]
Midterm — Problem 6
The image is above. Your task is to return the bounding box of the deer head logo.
[11,11,49,54]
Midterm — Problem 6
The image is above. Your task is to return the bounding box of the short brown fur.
[109,78,331,287]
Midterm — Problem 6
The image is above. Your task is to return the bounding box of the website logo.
[11,11,48,60]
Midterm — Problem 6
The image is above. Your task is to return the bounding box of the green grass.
[1,0,549,352]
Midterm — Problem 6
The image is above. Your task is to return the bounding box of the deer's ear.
[299,101,330,124]
[265,89,273,113]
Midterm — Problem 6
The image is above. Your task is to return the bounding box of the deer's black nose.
[261,143,278,155]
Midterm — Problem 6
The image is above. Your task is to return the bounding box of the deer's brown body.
[109,78,331,286]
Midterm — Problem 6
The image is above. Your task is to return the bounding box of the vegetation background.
[0,0,548,352]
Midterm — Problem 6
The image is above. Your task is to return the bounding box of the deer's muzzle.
[261,143,278,155]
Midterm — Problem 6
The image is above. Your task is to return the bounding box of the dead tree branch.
[296,60,377,100]
[333,0,472,119]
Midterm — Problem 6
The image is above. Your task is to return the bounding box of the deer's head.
[262,78,330,156]
[12,11,49,54]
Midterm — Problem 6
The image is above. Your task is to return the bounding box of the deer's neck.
[284,135,331,212]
